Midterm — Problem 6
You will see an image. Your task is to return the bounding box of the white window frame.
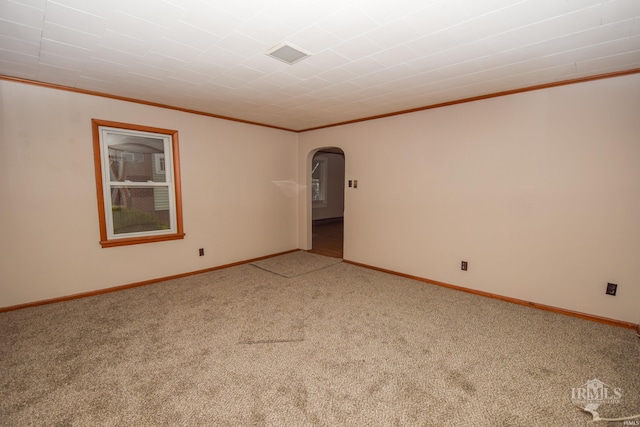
[92,119,184,248]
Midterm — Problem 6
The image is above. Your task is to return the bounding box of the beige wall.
[0,80,298,307]
[298,74,640,324]
[3,74,639,326]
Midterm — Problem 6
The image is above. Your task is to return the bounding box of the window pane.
[312,158,326,203]
[105,134,167,183]
[312,178,322,201]
[110,187,171,235]
[93,119,184,247]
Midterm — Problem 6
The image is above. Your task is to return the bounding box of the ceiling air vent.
[265,41,312,65]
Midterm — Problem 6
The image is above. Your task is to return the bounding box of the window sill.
[100,233,185,248]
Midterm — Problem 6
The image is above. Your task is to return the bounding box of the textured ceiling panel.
[0,0,639,131]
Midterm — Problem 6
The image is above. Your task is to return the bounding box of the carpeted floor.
[250,251,342,277]
[1,251,639,426]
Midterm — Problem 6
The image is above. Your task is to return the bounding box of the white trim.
[98,126,177,240]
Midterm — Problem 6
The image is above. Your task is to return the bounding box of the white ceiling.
[1,0,639,131]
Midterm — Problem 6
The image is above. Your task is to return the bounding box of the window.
[312,156,327,206]
[92,119,184,248]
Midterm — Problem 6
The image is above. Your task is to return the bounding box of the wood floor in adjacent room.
[309,217,343,259]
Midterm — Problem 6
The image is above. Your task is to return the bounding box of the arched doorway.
[309,147,345,258]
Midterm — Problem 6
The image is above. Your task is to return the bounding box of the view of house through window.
[92,119,184,247]
[312,156,327,204]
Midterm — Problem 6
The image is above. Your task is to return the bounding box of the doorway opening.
[309,148,344,259]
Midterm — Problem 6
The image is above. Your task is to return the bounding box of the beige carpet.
[1,252,639,426]
[250,250,342,277]
[238,278,304,344]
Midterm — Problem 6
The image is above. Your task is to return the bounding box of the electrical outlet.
[606,282,617,296]
[199,248,204,257]
[461,261,468,271]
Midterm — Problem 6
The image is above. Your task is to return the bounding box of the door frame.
[301,146,345,252]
